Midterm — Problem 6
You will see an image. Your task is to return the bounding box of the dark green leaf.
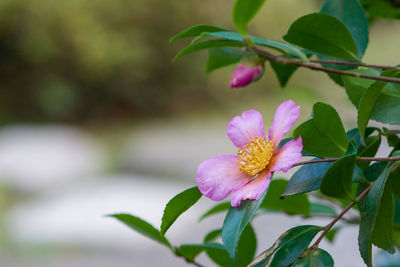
[160,186,202,235]
[361,0,400,20]
[310,202,337,217]
[249,225,323,267]
[170,24,227,42]
[177,245,204,261]
[391,165,400,199]
[358,81,387,144]
[358,163,396,266]
[204,229,222,243]
[206,47,253,73]
[270,61,299,87]
[199,202,230,222]
[321,0,369,58]
[173,40,243,61]
[222,190,268,261]
[236,224,257,267]
[200,31,307,60]
[357,135,381,169]
[283,159,333,196]
[233,0,266,34]
[178,243,232,265]
[293,102,348,158]
[284,13,359,61]
[364,162,388,182]
[320,154,356,200]
[261,179,310,216]
[108,214,171,248]
[291,248,334,267]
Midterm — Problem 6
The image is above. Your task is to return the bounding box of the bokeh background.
[0,0,399,266]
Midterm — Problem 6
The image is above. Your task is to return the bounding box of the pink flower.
[196,100,303,207]
[230,64,263,88]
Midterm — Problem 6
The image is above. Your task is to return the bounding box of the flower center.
[237,137,274,176]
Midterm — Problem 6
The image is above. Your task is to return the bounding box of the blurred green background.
[0,0,399,266]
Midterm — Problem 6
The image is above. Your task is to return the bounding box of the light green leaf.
[284,13,359,61]
[170,24,227,42]
[294,102,349,158]
[108,214,172,249]
[249,225,323,267]
[160,186,202,235]
[261,179,310,216]
[233,0,266,35]
[222,190,268,261]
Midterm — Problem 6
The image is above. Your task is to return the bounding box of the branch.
[252,46,400,84]
[384,130,400,135]
[309,182,374,249]
[292,156,400,168]
[308,59,400,70]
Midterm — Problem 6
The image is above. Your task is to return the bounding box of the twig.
[384,130,400,135]
[308,59,400,70]
[252,46,400,84]
[292,156,400,168]
[309,182,375,249]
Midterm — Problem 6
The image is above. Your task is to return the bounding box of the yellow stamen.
[237,137,274,176]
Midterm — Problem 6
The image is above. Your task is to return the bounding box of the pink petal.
[270,137,303,173]
[227,109,266,149]
[230,64,263,88]
[230,170,271,207]
[196,154,251,202]
[268,100,301,148]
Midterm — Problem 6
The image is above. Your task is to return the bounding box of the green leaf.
[291,248,334,267]
[320,154,356,200]
[249,225,323,267]
[200,31,307,60]
[236,224,257,267]
[177,245,205,261]
[320,0,369,58]
[108,214,171,249]
[283,13,359,61]
[270,61,299,87]
[204,229,222,243]
[178,243,232,265]
[261,179,310,216]
[357,81,387,144]
[173,39,243,61]
[358,163,396,266]
[283,159,334,196]
[232,0,266,35]
[357,135,381,170]
[199,202,230,221]
[170,24,227,42]
[293,102,349,158]
[391,166,400,199]
[160,186,202,235]
[206,47,253,73]
[310,202,337,217]
[361,0,400,20]
[222,190,268,261]
[325,228,340,243]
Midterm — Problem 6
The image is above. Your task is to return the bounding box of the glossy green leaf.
[233,0,266,34]
[310,202,337,217]
[261,179,310,216]
[199,202,230,222]
[270,61,299,87]
[284,13,359,61]
[173,39,243,61]
[160,186,202,235]
[294,102,348,158]
[206,47,253,73]
[236,224,257,267]
[200,31,307,60]
[249,225,323,267]
[222,189,268,261]
[357,81,387,144]
[321,0,369,58]
[320,154,356,199]
[358,163,396,266]
[283,159,334,196]
[170,24,227,42]
[291,248,334,267]
[108,214,171,249]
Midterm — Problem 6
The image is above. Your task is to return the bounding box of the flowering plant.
[109,0,400,266]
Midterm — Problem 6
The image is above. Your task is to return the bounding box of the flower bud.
[230,63,264,88]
